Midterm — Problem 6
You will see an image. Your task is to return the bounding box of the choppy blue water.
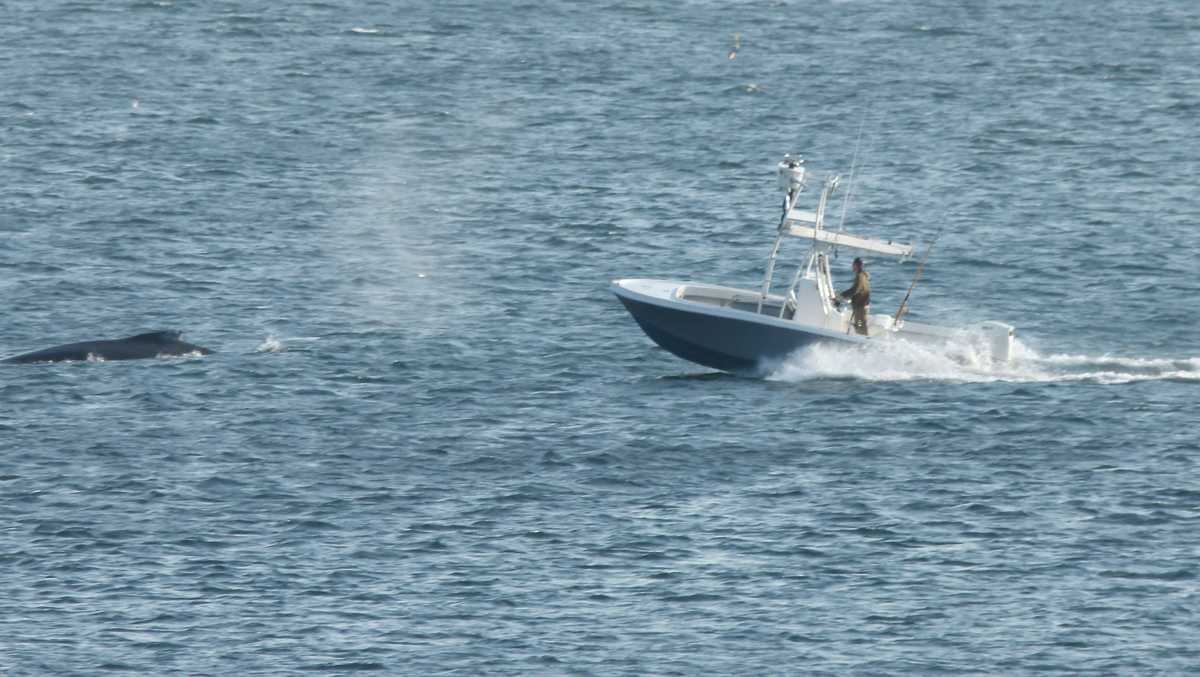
[3,1,1199,674]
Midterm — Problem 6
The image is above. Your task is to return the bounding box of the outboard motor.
[978,321,1015,362]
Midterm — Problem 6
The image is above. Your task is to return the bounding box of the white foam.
[768,336,1200,385]
[155,350,208,360]
[257,336,285,353]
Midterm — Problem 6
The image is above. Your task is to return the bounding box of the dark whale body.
[1,331,212,364]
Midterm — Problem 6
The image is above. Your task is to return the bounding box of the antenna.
[836,106,871,232]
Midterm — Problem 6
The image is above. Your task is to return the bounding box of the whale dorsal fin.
[126,330,182,343]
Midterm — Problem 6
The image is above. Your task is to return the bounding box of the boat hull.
[611,279,860,373]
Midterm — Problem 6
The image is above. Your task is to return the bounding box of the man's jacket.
[842,271,871,308]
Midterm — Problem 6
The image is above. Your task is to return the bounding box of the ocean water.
[2,1,1199,674]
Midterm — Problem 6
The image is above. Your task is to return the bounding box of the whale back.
[125,330,184,344]
[2,330,211,363]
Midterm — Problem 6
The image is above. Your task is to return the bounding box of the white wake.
[768,336,1200,385]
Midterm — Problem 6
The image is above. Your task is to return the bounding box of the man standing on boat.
[837,257,871,336]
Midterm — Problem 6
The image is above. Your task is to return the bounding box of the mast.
[758,156,806,313]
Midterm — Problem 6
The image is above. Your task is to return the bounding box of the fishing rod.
[837,104,872,233]
[891,115,974,327]
[892,231,941,327]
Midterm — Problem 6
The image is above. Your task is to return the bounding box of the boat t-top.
[611,155,1015,374]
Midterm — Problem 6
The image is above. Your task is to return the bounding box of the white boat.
[611,155,1015,374]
